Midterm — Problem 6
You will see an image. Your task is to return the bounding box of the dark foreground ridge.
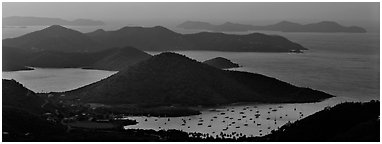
[3,79,65,141]
[64,52,333,107]
[263,100,380,142]
[2,79,138,142]
[203,57,241,69]
[3,25,307,53]
[2,80,378,142]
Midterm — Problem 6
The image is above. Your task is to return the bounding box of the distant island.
[3,16,105,26]
[3,25,307,53]
[203,57,240,69]
[177,21,367,33]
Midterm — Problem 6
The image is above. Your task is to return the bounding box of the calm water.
[2,67,117,93]
[2,27,379,138]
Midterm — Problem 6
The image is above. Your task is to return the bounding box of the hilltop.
[3,25,105,52]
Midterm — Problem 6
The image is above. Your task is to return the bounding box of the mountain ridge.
[177,20,367,33]
[3,46,152,71]
[3,25,105,52]
[3,16,105,26]
[3,24,307,53]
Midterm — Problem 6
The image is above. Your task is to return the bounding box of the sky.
[2,2,380,30]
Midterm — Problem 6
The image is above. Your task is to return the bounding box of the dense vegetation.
[2,79,66,141]
[263,100,380,141]
[2,79,137,142]
[3,79,46,114]
[2,107,66,142]
[64,52,333,107]
[3,25,307,53]
[203,57,240,69]
[3,46,151,71]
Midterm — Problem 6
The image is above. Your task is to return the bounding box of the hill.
[86,26,307,52]
[3,79,46,114]
[86,26,194,51]
[3,46,151,71]
[3,16,105,26]
[2,79,65,141]
[203,57,240,69]
[263,100,379,142]
[64,52,333,106]
[177,20,367,33]
[183,32,305,52]
[265,21,367,33]
[3,25,105,52]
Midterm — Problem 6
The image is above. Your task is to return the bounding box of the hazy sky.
[2,2,380,28]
